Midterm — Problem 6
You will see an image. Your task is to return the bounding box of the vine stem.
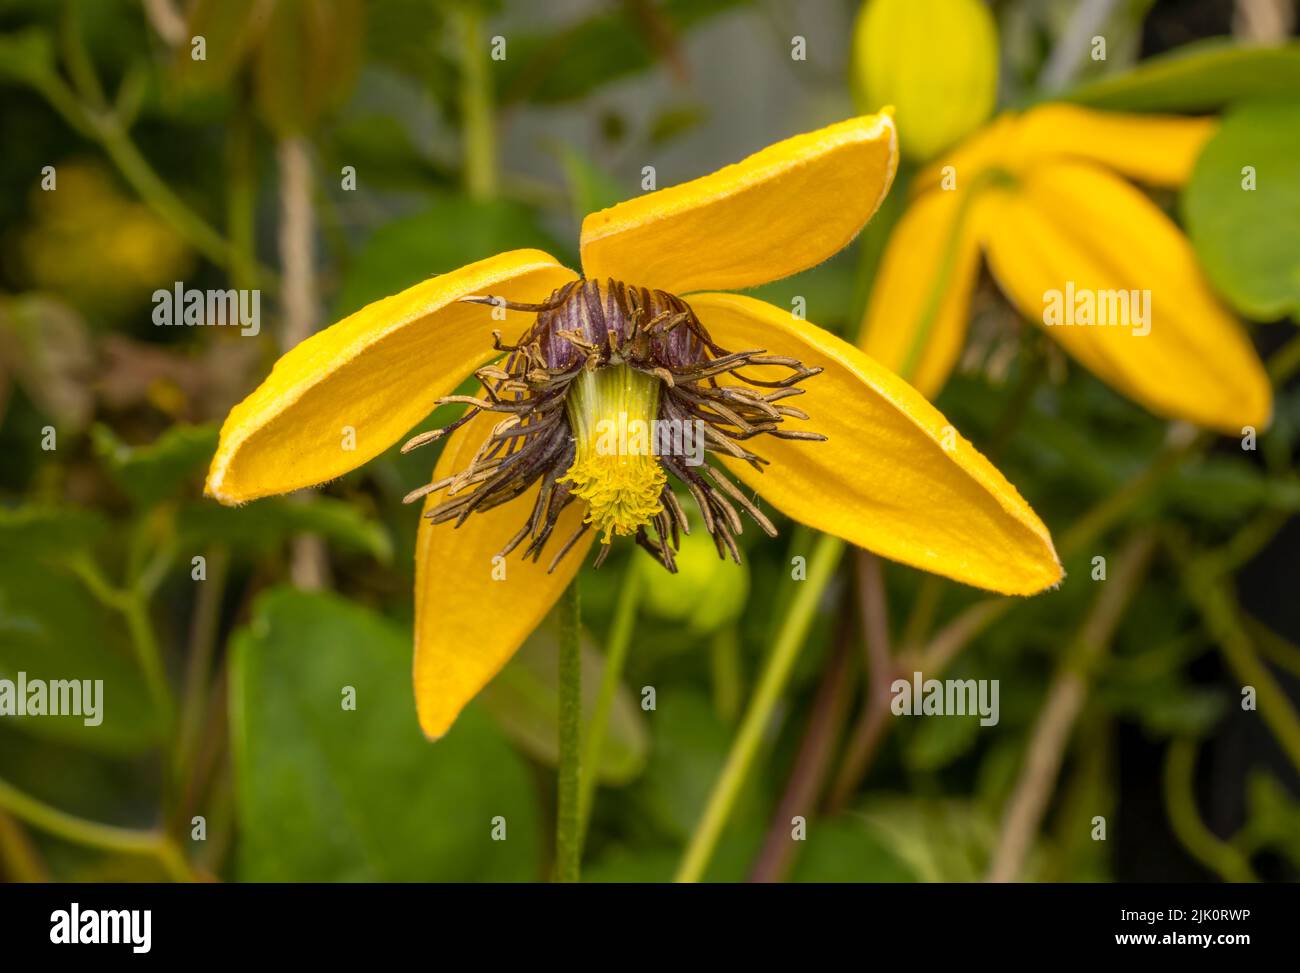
[577,559,639,847]
[0,777,194,882]
[676,535,843,883]
[1163,739,1257,883]
[985,530,1156,882]
[453,5,497,200]
[554,580,582,882]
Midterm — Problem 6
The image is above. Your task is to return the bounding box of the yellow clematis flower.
[859,103,1273,434]
[206,111,1062,738]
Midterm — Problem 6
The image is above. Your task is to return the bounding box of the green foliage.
[230,587,541,881]
[1184,98,1300,320]
[332,196,562,318]
[0,0,1297,888]
[790,818,917,882]
[92,423,219,508]
[638,529,749,636]
[177,496,392,562]
[1065,40,1300,112]
[491,0,745,105]
[478,624,648,784]
[0,555,162,753]
[0,506,107,558]
[0,27,55,86]
[635,689,762,841]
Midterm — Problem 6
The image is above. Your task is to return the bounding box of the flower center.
[403,278,825,573]
[562,364,666,543]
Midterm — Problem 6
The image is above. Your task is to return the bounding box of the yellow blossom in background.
[858,103,1273,434]
[852,0,999,162]
[17,162,193,313]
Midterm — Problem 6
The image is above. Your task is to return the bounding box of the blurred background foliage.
[0,0,1298,883]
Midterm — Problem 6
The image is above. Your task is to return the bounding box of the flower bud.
[852,0,999,161]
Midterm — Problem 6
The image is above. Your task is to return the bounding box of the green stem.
[554,580,582,882]
[0,776,192,881]
[66,555,175,730]
[577,559,639,845]
[175,546,229,782]
[122,593,176,733]
[675,534,843,883]
[96,115,243,273]
[1178,554,1300,775]
[27,65,272,286]
[1163,739,1257,883]
[1267,332,1300,384]
[227,103,258,294]
[709,626,743,725]
[454,6,497,200]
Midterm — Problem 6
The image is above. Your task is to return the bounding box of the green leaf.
[1161,457,1300,522]
[554,143,624,228]
[92,423,219,508]
[582,825,763,883]
[1064,40,1300,112]
[0,506,107,558]
[1183,98,1300,320]
[493,0,745,106]
[903,706,982,772]
[789,818,917,882]
[648,105,708,146]
[172,0,259,91]
[0,556,162,753]
[1244,771,1300,867]
[253,0,363,137]
[636,689,762,840]
[0,27,55,86]
[858,796,1001,882]
[478,624,648,785]
[178,496,392,562]
[332,196,563,318]
[231,587,541,881]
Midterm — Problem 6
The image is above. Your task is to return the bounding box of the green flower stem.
[554,580,582,883]
[675,534,843,883]
[1176,548,1300,775]
[986,530,1155,882]
[1164,739,1257,883]
[227,106,259,294]
[709,626,743,725]
[175,545,230,784]
[1267,332,1300,384]
[67,555,175,731]
[122,593,175,734]
[0,776,193,882]
[454,5,497,200]
[577,559,640,847]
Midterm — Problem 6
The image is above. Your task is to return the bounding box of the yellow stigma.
[562,364,666,543]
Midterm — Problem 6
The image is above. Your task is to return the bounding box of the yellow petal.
[414,410,594,739]
[917,104,1216,191]
[206,250,577,503]
[982,161,1271,433]
[687,293,1061,595]
[580,112,898,294]
[858,186,988,396]
[1010,103,1216,187]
